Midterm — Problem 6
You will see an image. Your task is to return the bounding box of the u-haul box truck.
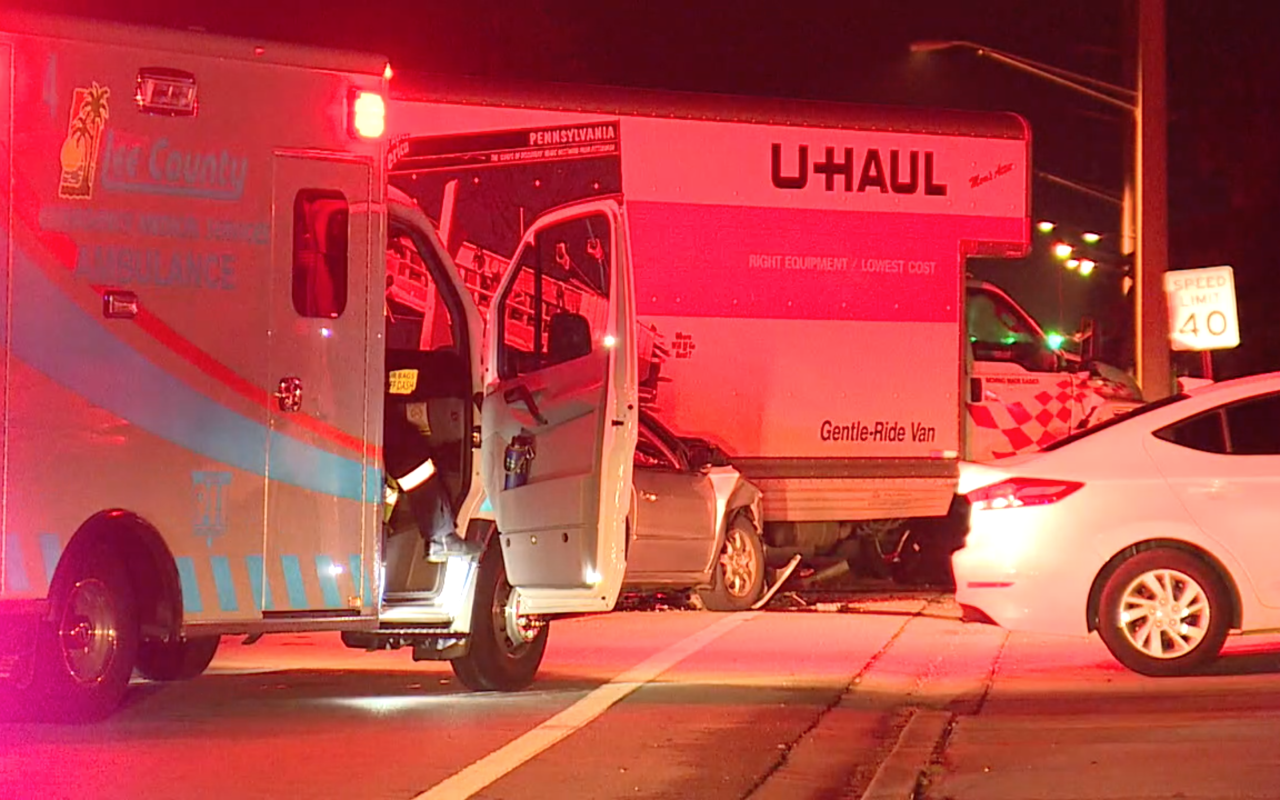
[0,13,636,720]
[387,74,1142,567]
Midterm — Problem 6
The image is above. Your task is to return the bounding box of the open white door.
[480,200,637,615]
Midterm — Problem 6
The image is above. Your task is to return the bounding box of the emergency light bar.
[350,89,386,139]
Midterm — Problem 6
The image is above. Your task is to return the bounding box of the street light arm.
[976,48,1135,112]
[912,40,1136,112]
[1035,170,1123,206]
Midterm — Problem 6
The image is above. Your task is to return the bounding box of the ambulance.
[386,74,1143,568]
[0,13,637,720]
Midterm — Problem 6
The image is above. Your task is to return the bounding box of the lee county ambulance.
[0,12,638,720]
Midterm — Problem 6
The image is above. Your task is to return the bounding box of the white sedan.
[953,371,1280,676]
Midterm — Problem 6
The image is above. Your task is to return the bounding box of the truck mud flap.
[0,612,41,688]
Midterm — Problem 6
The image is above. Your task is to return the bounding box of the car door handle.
[503,384,548,426]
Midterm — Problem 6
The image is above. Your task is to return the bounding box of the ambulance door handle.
[275,377,304,412]
[969,378,982,403]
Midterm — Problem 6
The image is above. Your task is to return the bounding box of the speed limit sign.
[1164,265,1240,352]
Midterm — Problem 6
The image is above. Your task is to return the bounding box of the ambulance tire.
[135,636,220,682]
[451,540,548,692]
[698,516,766,612]
[33,545,140,722]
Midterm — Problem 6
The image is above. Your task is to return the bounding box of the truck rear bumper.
[750,476,958,522]
[733,458,959,522]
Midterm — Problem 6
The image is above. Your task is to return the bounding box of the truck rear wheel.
[135,636,220,682]
[33,545,139,722]
[451,538,548,692]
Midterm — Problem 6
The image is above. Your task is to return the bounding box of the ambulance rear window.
[293,190,349,318]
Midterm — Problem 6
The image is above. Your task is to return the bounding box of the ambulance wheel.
[33,545,139,722]
[451,540,548,692]
[135,636,220,682]
[698,516,766,612]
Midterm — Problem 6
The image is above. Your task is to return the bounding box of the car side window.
[1222,393,1280,454]
[1154,411,1228,454]
[1153,393,1280,455]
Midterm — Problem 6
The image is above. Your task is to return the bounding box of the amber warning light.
[350,89,386,139]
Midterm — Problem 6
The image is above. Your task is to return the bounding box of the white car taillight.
[966,477,1084,511]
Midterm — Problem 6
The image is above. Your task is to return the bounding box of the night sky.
[10,0,1280,379]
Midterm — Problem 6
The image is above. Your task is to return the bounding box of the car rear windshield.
[1040,392,1190,452]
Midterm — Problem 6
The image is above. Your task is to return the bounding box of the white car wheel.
[1097,549,1230,677]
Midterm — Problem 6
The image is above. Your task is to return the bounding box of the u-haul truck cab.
[0,12,636,720]
[965,278,1144,461]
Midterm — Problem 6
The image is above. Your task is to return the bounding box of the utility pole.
[1134,0,1172,398]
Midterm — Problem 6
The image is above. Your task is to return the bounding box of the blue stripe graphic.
[210,556,239,612]
[245,555,274,611]
[314,555,343,609]
[4,535,31,593]
[175,557,203,614]
[12,248,380,501]
[349,554,373,607]
[281,555,308,608]
[39,533,62,584]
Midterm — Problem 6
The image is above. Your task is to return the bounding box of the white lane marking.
[414,611,760,800]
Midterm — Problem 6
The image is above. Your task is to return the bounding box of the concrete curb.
[859,708,951,800]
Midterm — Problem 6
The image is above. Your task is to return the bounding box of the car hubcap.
[58,578,119,684]
[494,573,541,653]
[1117,568,1210,659]
[720,528,759,598]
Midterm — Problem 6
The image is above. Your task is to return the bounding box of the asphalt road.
[3,594,1280,800]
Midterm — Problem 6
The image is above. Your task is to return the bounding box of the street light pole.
[911,11,1171,398]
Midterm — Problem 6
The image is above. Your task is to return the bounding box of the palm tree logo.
[58,82,111,199]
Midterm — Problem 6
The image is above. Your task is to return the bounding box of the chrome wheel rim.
[720,527,760,598]
[58,578,120,684]
[494,573,540,652]
[1117,568,1210,659]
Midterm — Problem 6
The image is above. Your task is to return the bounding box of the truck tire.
[1097,548,1230,677]
[698,516,766,612]
[451,540,548,692]
[32,545,139,722]
[135,636,220,682]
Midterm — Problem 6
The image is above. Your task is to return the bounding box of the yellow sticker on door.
[388,369,418,395]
